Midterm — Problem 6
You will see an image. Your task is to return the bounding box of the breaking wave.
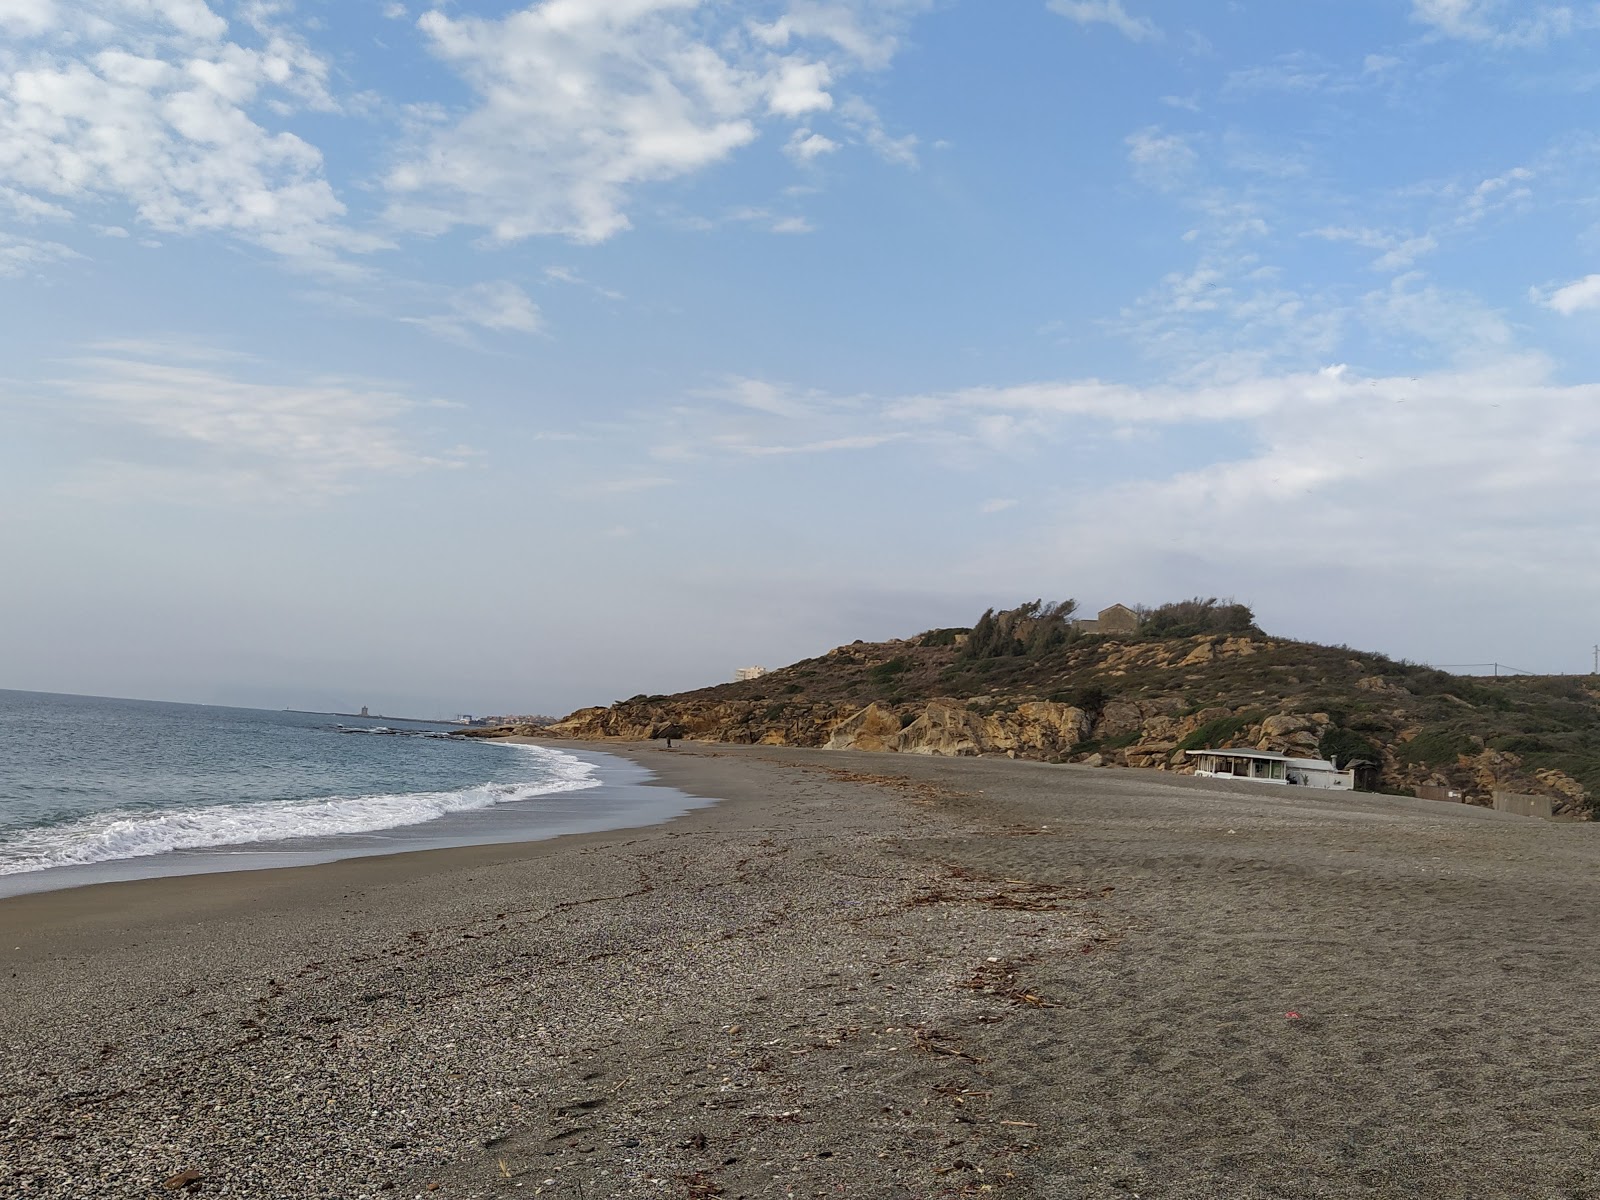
[0,743,599,877]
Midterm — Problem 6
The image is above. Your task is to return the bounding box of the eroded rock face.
[825,703,903,752]
[530,631,1590,818]
[892,701,988,757]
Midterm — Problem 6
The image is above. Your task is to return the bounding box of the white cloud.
[1410,0,1595,48]
[1036,356,1600,620]
[767,57,833,116]
[708,376,819,418]
[544,264,624,301]
[785,128,839,161]
[1454,166,1535,229]
[669,358,1600,610]
[1539,273,1600,313]
[1048,0,1160,42]
[1224,54,1331,94]
[1125,126,1197,188]
[696,205,819,235]
[403,280,544,343]
[979,498,1017,514]
[586,475,675,496]
[0,229,79,274]
[0,0,58,37]
[0,0,380,271]
[1310,226,1439,272]
[836,95,918,167]
[1361,274,1514,358]
[39,344,468,501]
[385,2,913,244]
[716,432,900,455]
[750,3,917,71]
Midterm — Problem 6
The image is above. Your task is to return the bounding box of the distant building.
[360,705,370,718]
[1186,748,1355,790]
[734,666,769,682]
[1072,604,1141,636]
[456,714,474,725]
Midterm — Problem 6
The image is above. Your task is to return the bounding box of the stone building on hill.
[1072,604,1141,635]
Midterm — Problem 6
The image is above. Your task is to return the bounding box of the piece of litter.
[1285,1011,1301,1020]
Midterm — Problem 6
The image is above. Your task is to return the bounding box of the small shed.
[1187,748,1356,790]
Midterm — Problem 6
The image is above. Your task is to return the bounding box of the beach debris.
[551,1096,606,1118]
[913,1028,984,1064]
[679,1171,725,1197]
[1285,1011,1302,1020]
[162,1168,204,1190]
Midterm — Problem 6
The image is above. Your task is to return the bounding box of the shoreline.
[4,744,1597,1198]
[0,741,706,901]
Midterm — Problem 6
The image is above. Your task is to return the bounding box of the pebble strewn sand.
[3,743,1598,1199]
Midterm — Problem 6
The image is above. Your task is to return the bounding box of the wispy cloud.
[544,266,625,302]
[1125,127,1197,188]
[402,281,544,344]
[1048,0,1161,42]
[0,231,80,275]
[1410,0,1598,48]
[36,344,468,501]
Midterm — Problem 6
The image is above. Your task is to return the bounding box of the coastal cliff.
[513,601,1597,819]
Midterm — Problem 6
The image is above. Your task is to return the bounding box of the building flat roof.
[1185,748,1287,760]
[1186,748,1342,771]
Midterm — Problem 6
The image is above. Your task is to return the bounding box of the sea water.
[0,689,707,897]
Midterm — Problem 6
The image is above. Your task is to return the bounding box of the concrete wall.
[1415,784,1464,803]
[1492,790,1554,820]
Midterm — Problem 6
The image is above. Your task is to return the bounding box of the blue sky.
[4,0,1600,714]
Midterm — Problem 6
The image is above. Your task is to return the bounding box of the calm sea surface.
[0,689,706,897]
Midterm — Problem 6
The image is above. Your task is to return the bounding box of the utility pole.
[1593,644,1598,675]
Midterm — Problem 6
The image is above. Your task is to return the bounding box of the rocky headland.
[497,600,1597,819]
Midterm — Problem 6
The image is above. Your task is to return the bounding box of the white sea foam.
[0,744,600,877]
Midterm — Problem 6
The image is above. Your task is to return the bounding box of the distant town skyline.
[4,1,1600,715]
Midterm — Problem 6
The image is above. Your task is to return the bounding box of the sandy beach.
[3,743,1598,1199]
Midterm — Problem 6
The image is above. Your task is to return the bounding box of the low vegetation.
[547,599,1596,818]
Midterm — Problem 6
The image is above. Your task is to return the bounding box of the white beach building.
[1186,748,1356,790]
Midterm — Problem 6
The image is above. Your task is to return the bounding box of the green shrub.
[870,656,910,681]
[960,599,1078,660]
[919,627,966,648]
[1179,712,1261,752]
[1140,597,1257,639]
[1487,734,1554,754]
[1318,728,1381,767]
[1397,728,1475,767]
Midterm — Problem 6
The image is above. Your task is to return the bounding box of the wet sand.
[3,743,1597,1199]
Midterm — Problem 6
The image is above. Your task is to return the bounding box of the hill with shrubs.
[521,599,1596,819]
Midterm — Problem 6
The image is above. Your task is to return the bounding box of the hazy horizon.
[4,1,1598,716]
